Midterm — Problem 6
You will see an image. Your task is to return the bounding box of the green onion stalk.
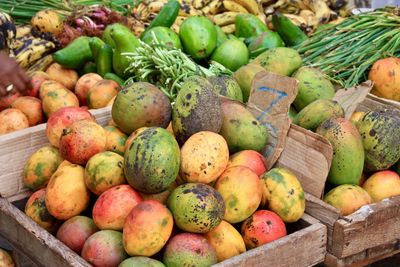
[295,6,400,88]
[123,38,232,102]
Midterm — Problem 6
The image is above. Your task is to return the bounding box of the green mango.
[292,67,335,111]
[179,16,217,60]
[233,63,265,102]
[235,14,268,39]
[316,118,364,185]
[207,75,243,102]
[110,23,141,78]
[219,99,268,153]
[293,99,344,131]
[211,39,249,71]
[288,106,297,121]
[215,25,228,47]
[252,47,302,77]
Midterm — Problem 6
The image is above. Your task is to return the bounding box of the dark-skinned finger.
[17,67,31,85]
[9,75,27,95]
[0,85,7,97]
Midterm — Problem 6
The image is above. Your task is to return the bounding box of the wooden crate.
[0,104,331,267]
[0,196,326,267]
[304,95,400,267]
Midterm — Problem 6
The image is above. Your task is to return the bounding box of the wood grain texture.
[276,125,332,198]
[331,196,400,258]
[0,107,112,200]
[0,198,90,267]
[357,94,400,112]
[215,214,327,267]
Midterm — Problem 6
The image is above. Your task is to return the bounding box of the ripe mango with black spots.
[260,168,305,223]
[292,67,335,111]
[293,99,344,131]
[316,118,364,185]
[252,47,302,77]
[219,99,268,153]
[167,183,225,233]
[172,76,222,145]
[324,185,371,216]
[356,108,400,172]
[208,75,243,102]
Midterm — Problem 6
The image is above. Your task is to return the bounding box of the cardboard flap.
[333,81,373,119]
[247,71,298,168]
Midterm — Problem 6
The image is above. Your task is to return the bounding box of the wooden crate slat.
[0,198,90,267]
[213,214,327,267]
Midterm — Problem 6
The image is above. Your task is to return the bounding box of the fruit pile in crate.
[22,71,307,266]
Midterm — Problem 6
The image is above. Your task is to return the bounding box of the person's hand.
[0,51,31,97]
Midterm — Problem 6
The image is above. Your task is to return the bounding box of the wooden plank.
[325,242,400,267]
[214,214,327,267]
[0,107,112,200]
[331,196,400,258]
[0,198,90,267]
[276,125,333,198]
[12,249,39,267]
[357,94,400,112]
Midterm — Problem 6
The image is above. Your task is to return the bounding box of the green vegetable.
[296,6,400,87]
[143,0,180,34]
[97,44,113,77]
[272,12,308,47]
[124,39,231,101]
[141,26,182,49]
[211,39,249,71]
[110,23,141,78]
[104,73,125,86]
[235,14,268,39]
[53,36,92,69]
[82,61,97,75]
[89,37,105,59]
[215,25,228,47]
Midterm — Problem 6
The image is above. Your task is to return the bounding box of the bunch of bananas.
[260,0,350,34]
[131,0,266,34]
[0,11,55,71]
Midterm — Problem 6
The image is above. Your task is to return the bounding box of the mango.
[167,183,225,233]
[82,230,128,267]
[260,168,305,223]
[204,220,246,262]
[233,63,265,102]
[215,166,262,224]
[211,39,249,71]
[87,79,120,109]
[84,151,126,195]
[59,120,106,165]
[163,233,217,267]
[23,145,63,191]
[139,181,177,205]
[293,99,344,131]
[119,257,165,267]
[180,131,229,184]
[241,210,287,249]
[252,47,302,77]
[292,67,335,111]
[112,82,171,134]
[25,188,60,234]
[227,150,267,176]
[220,99,268,153]
[356,108,400,172]
[0,248,14,267]
[56,216,98,254]
[323,185,371,216]
[362,170,400,202]
[350,111,365,125]
[208,75,243,102]
[288,106,297,121]
[123,200,173,256]
[369,57,400,101]
[93,185,142,230]
[104,125,127,156]
[45,161,90,220]
[172,76,222,145]
[316,118,364,185]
